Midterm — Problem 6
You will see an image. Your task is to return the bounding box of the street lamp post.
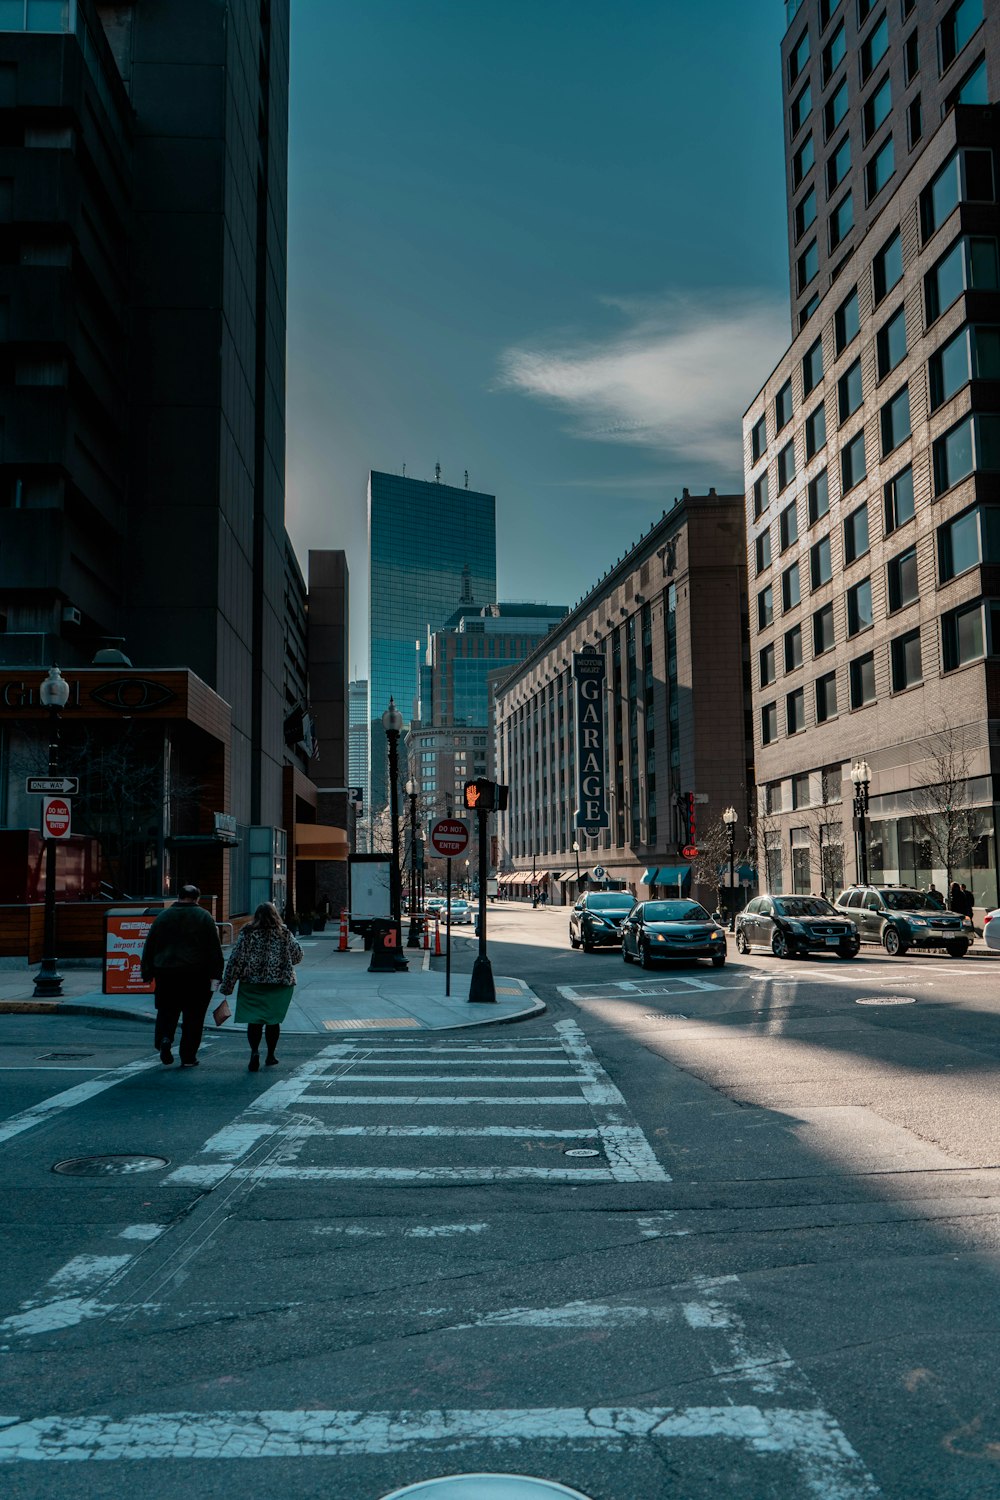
[464,858,470,897]
[405,777,420,947]
[33,666,71,998]
[381,699,408,969]
[851,759,871,885]
[722,805,738,929]
[572,839,581,888]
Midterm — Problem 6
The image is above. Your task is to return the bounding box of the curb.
[0,999,155,1023]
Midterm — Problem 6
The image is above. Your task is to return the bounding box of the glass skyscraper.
[368,470,496,811]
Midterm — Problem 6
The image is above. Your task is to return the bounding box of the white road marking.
[674,975,724,991]
[0,1405,881,1495]
[0,1057,161,1146]
[452,1301,678,1330]
[298,1095,592,1105]
[310,1073,581,1082]
[167,1165,619,1185]
[1,1252,138,1338]
[118,1225,167,1242]
[334,1058,577,1066]
[274,1125,600,1137]
[555,1020,670,1182]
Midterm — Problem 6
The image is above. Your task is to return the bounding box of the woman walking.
[219,903,303,1071]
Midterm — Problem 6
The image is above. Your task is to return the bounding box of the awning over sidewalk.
[558,871,577,883]
[294,823,349,861]
[655,864,691,889]
[642,867,660,886]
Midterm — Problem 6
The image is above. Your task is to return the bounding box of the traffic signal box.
[464,779,509,813]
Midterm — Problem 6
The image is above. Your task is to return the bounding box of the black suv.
[835,885,970,957]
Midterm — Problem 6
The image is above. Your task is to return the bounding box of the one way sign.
[25,776,79,795]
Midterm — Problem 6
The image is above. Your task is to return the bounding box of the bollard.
[423,918,430,950]
[338,909,349,952]
[434,917,442,956]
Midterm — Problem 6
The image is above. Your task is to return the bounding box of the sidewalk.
[0,931,544,1033]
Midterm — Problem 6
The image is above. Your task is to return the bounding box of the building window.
[755,529,772,574]
[925,236,1000,324]
[802,338,824,396]
[795,186,817,241]
[841,430,867,491]
[816,670,838,721]
[777,439,797,491]
[939,0,983,73]
[830,191,854,250]
[873,230,903,305]
[884,464,915,533]
[814,600,836,654]
[785,623,804,671]
[825,78,849,138]
[948,54,986,108]
[850,651,877,707]
[793,132,815,187]
[904,28,919,83]
[942,599,985,669]
[787,688,806,735]
[921,149,995,241]
[762,701,778,744]
[907,94,923,146]
[754,472,770,516]
[789,25,811,83]
[933,414,1000,493]
[860,12,889,81]
[805,403,827,459]
[780,502,799,550]
[877,306,907,378]
[939,505,1000,580]
[827,134,851,193]
[844,502,870,562]
[808,468,830,524]
[847,576,874,635]
[887,543,919,610]
[822,20,846,81]
[792,80,813,135]
[891,628,923,690]
[751,414,768,460]
[775,378,793,431]
[838,358,863,423]
[791,772,811,809]
[800,292,820,328]
[811,534,833,588]
[758,584,774,629]
[930,324,1000,410]
[881,385,911,454]
[759,642,776,687]
[782,561,802,612]
[866,136,895,200]
[835,286,860,352]
[798,239,819,291]
[862,75,892,142]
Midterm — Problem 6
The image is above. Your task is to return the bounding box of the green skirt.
[234,980,294,1024]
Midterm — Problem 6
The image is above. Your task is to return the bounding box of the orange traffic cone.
[434,917,442,957]
[338,909,349,952]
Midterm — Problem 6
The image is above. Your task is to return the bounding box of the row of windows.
[760,598,999,744]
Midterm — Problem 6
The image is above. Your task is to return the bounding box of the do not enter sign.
[430,818,469,858]
[42,796,72,840]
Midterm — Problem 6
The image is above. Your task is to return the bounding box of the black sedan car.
[569,891,636,950]
[620,900,727,968]
[735,895,860,959]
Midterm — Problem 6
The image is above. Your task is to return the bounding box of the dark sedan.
[621,900,727,968]
[735,895,860,959]
[569,891,636,951]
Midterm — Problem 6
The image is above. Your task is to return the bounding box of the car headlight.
[710,930,722,940]
[653,933,667,942]
[908,917,928,926]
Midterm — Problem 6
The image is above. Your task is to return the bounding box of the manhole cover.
[856,996,916,1006]
[52,1155,169,1177]
[380,1478,595,1499]
[38,1052,94,1060]
[563,1147,601,1158]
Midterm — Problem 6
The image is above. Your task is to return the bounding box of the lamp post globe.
[33,665,71,998]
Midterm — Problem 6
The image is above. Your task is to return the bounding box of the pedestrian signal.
[464,779,493,811]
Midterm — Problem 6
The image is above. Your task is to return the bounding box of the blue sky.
[285,1,791,664]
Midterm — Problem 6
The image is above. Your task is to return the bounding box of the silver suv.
[835,885,970,958]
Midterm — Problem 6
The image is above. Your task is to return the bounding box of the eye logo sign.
[89,679,176,713]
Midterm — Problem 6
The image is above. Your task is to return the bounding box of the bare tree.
[747,792,781,893]
[802,770,845,899]
[693,817,735,910]
[909,724,982,892]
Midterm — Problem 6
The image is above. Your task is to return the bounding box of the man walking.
[141,886,225,1068]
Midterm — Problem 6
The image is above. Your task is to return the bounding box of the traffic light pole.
[468,803,495,1003]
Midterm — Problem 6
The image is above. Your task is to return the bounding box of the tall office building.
[0,0,295,904]
[744,0,1000,904]
[348,678,369,849]
[368,469,496,812]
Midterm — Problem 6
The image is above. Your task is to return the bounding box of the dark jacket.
[140,903,224,981]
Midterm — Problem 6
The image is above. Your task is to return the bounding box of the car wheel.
[882,926,903,957]
[570,933,579,949]
[735,929,750,955]
[582,937,593,953]
[771,929,792,960]
[622,943,633,964]
[640,942,654,970]
[711,953,726,968]
[946,940,969,958]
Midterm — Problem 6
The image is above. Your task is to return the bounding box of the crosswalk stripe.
[168,1165,619,1184]
[298,1094,592,1105]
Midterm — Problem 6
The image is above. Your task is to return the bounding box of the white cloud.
[498,291,789,467]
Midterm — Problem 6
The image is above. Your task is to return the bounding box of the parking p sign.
[42,796,72,840]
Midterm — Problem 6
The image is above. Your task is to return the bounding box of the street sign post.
[26,776,79,796]
[42,796,72,840]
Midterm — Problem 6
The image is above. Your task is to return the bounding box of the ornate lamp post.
[33,666,71,998]
[464,857,470,897]
[722,805,738,928]
[404,777,420,947]
[572,839,581,887]
[851,759,871,885]
[381,699,407,967]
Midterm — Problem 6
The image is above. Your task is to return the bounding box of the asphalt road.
[2,902,1000,1499]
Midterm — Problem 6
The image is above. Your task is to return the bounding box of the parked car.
[834,884,969,957]
[444,899,473,925]
[569,891,636,951]
[426,897,446,914]
[620,899,727,968]
[984,909,1000,951]
[735,894,859,959]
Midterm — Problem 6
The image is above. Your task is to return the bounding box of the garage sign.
[573,645,609,836]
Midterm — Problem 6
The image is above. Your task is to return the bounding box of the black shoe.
[180,1059,199,1068]
[265,1055,279,1067]
[248,1054,260,1073]
[159,1042,173,1066]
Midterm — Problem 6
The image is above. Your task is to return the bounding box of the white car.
[984,909,1000,951]
[445,900,473,925]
